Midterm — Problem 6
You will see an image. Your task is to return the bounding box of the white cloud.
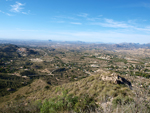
[55,16,78,20]
[0,10,13,16]
[10,2,25,12]
[0,2,29,16]
[22,10,30,15]
[135,27,150,32]
[57,21,65,23]
[51,14,150,34]
[99,18,132,28]
[127,19,137,24]
[87,17,101,21]
[22,12,27,14]
[77,13,88,17]
[0,10,5,13]
[70,22,82,25]
[50,20,65,23]
[90,18,150,33]
[6,13,13,16]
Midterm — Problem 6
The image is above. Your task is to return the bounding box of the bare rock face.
[101,73,132,89]
[116,75,132,90]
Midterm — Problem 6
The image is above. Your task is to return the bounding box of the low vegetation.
[1,43,150,112]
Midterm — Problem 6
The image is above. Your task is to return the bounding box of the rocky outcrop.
[116,75,132,89]
[101,73,132,89]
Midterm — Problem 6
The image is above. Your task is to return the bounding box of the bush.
[112,96,134,107]
[1,101,41,113]
[74,94,98,113]
[44,85,50,89]
[20,70,36,76]
[40,91,98,113]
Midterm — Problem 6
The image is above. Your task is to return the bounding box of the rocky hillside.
[1,70,149,113]
[0,44,38,60]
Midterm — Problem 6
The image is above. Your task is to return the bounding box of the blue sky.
[0,0,150,43]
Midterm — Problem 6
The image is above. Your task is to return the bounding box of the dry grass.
[0,71,134,112]
[1,70,150,113]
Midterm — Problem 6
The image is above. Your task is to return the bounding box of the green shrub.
[112,96,122,107]
[20,70,36,76]
[40,99,58,113]
[74,94,98,113]
[40,91,98,113]
[1,101,41,113]
[112,96,134,107]
[44,85,50,89]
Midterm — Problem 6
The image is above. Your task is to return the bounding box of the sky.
[0,0,150,43]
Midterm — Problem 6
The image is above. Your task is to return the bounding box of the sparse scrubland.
[0,42,150,113]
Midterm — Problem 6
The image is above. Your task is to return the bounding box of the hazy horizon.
[1,38,150,45]
[0,0,150,43]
